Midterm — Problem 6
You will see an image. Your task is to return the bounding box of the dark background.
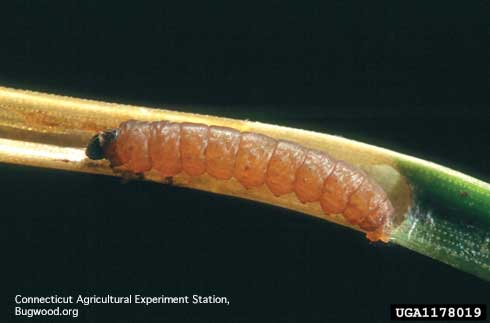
[1,1,489,322]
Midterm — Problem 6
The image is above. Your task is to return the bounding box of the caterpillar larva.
[86,120,394,242]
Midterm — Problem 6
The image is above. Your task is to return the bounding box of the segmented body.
[91,120,394,241]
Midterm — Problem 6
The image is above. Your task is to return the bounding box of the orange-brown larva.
[86,120,394,242]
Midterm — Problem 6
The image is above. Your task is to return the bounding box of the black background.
[1,1,489,322]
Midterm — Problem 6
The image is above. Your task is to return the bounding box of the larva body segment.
[362,199,391,231]
[294,149,336,203]
[320,162,365,215]
[149,122,182,177]
[233,132,278,188]
[87,120,395,242]
[343,178,387,225]
[363,200,394,242]
[205,126,241,180]
[265,141,307,197]
[180,122,209,176]
[115,120,152,173]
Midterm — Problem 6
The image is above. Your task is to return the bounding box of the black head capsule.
[85,129,119,160]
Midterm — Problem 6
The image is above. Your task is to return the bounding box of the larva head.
[85,129,119,161]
